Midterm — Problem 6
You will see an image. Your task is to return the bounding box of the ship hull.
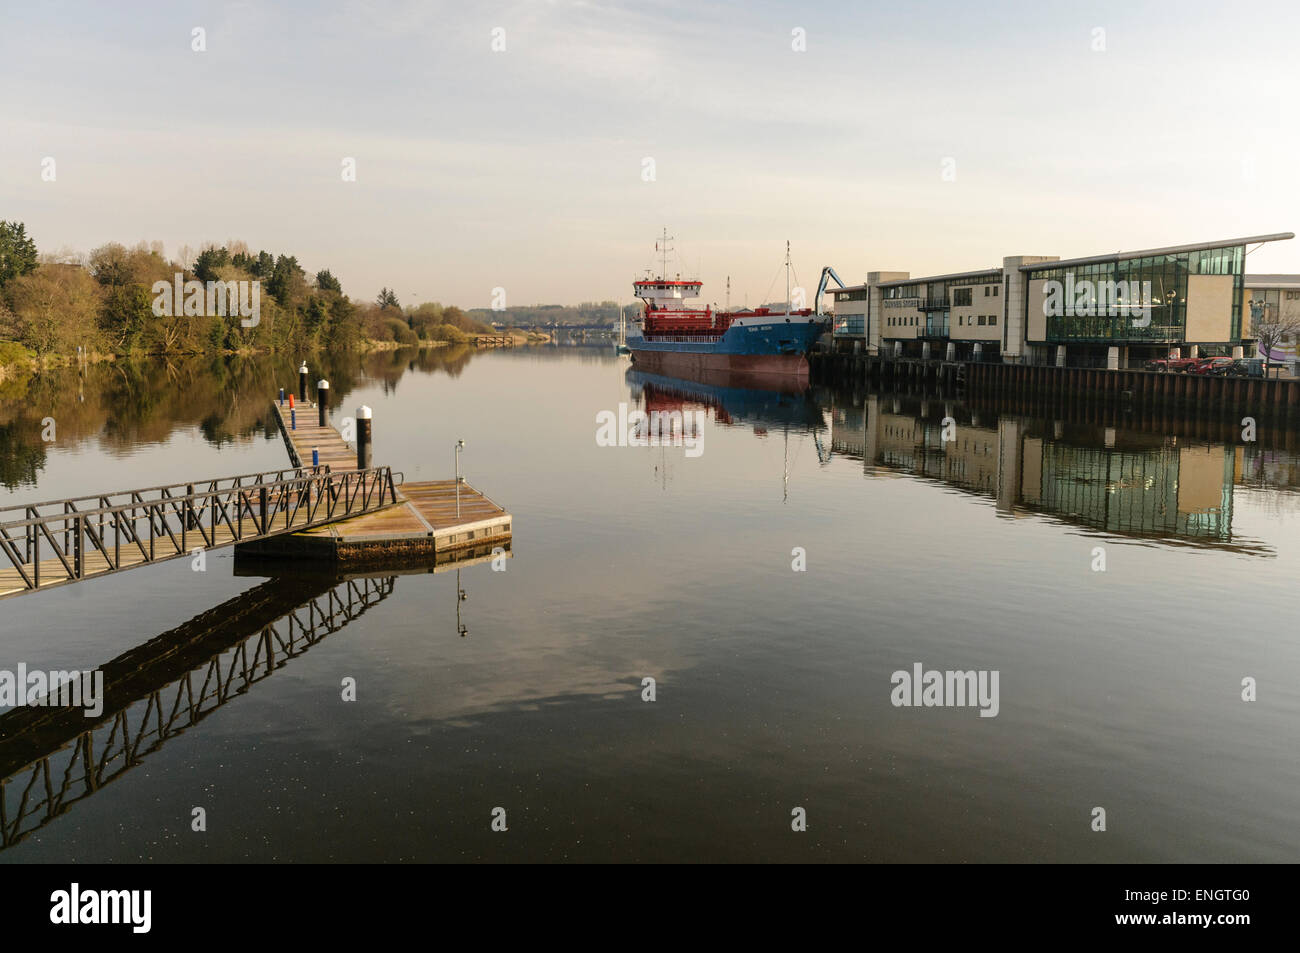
[629,349,810,381]
[628,318,827,381]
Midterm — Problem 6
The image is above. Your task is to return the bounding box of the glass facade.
[882,272,1000,303]
[1035,443,1234,539]
[1025,245,1245,344]
[833,314,864,335]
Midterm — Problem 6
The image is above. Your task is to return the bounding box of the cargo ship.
[628,233,830,380]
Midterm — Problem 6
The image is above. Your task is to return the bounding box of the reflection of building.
[1027,442,1235,538]
[828,234,1296,370]
[832,394,1261,545]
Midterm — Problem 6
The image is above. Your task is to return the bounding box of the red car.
[1189,356,1234,375]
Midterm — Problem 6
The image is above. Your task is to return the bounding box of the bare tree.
[1252,309,1300,378]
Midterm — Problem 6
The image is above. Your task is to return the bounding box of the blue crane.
[815,266,847,315]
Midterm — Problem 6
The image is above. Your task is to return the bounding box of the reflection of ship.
[628,232,829,380]
[615,307,632,355]
[626,367,826,435]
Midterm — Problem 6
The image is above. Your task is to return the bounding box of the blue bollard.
[312,448,319,467]
[291,408,296,430]
[279,388,285,406]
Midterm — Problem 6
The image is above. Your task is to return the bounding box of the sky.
[2,0,1298,310]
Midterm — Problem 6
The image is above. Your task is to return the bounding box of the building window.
[989,314,997,326]
[983,287,989,296]
[978,315,986,326]
[953,288,973,306]
[993,286,999,297]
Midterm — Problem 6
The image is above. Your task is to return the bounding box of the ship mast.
[658,227,674,279]
[785,240,791,314]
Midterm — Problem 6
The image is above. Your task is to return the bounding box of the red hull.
[629,350,810,384]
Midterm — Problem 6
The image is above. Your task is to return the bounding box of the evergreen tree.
[0,221,39,287]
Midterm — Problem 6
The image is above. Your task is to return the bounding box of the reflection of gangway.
[0,574,395,852]
[0,466,400,600]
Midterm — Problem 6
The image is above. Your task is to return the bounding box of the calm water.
[1,346,1298,862]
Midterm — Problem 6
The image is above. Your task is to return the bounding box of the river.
[1,344,1297,862]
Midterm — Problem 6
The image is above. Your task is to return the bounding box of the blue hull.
[628,317,828,378]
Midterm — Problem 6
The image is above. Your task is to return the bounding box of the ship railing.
[642,334,726,344]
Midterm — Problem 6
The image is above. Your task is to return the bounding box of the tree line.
[0,222,493,362]
[466,301,634,328]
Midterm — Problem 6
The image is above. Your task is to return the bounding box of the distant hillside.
[466,301,639,328]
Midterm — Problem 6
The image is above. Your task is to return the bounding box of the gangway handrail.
[0,466,400,598]
[0,467,392,529]
[0,465,324,517]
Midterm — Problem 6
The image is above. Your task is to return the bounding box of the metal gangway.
[0,466,400,599]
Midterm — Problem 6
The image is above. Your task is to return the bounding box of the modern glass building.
[829,233,1295,368]
[1020,240,1256,364]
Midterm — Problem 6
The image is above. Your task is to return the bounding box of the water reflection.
[626,367,826,437]
[831,390,1298,553]
[0,345,480,492]
[0,573,395,850]
[624,364,1300,554]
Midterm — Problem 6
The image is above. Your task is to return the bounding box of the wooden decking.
[271,400,356,470]
[248,479,512,563]
[240,399,514,565]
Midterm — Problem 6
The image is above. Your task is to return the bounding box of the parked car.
[1189,356,1235,375]
[1212,358,1265,378]
[1144,357,1198,372]
[1166,357,1204,373]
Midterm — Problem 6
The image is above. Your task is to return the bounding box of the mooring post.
[290,406,296,430]
[455,438,465,520]
[317,379,329,427]
[279,387,285,406]
[299,361,309,402]
[313,448,319,468]
[357,405,373,470]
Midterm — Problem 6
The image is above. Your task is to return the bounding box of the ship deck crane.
[815,266,847,315]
